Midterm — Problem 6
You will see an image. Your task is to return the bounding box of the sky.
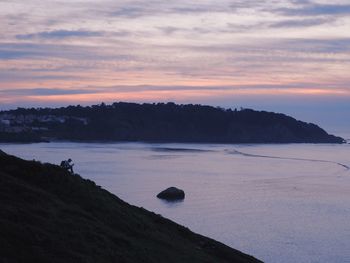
[0,0,350,133]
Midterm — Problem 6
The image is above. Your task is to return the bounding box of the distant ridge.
[0,102,344,143]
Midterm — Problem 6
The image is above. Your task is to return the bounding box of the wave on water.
[227,149,350,171]
[151,147,214,153]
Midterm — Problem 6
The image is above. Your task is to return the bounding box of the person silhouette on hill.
[60,158,74,174]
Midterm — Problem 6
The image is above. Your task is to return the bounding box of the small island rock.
[157,187,185,201]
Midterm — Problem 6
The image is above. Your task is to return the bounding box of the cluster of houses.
[0,113,88,133]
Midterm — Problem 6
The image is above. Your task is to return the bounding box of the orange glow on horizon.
[0,87,344,105]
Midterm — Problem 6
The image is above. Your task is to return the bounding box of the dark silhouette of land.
[0,151,261,263]
[0,102,344,143]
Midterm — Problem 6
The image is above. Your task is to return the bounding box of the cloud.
[275,38,350,53]
[0,49,39,59]
[170,6,213,14]
[16,30,104,40]
[157,26,182,35]
[110,7,146,18]
[0,43,134,61]
[1,0,350,116]
[1,85,349,102]
[270,17,334,28]
[276,3,350,16]
[175,37,350,55]
[107,1,246,19]
[0,88,101,96]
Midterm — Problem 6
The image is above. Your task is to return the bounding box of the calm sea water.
[1,141,350,263]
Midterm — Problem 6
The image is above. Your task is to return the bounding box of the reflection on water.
[158,198,185,208]
[1,142,350,263]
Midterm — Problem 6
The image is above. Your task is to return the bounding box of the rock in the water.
[157,187,185,201]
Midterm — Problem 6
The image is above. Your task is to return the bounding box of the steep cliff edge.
[0,151,261,263]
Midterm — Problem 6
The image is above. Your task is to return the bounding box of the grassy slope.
[0,152,262,263]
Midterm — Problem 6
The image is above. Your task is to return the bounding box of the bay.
[1,141,350,263]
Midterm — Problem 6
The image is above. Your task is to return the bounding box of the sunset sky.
[1,0,349,132]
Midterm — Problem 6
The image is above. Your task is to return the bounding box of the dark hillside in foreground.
[0,102,344,143]
[0,151,261,263]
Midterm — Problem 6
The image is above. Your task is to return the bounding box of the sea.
[1,136,350,263]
